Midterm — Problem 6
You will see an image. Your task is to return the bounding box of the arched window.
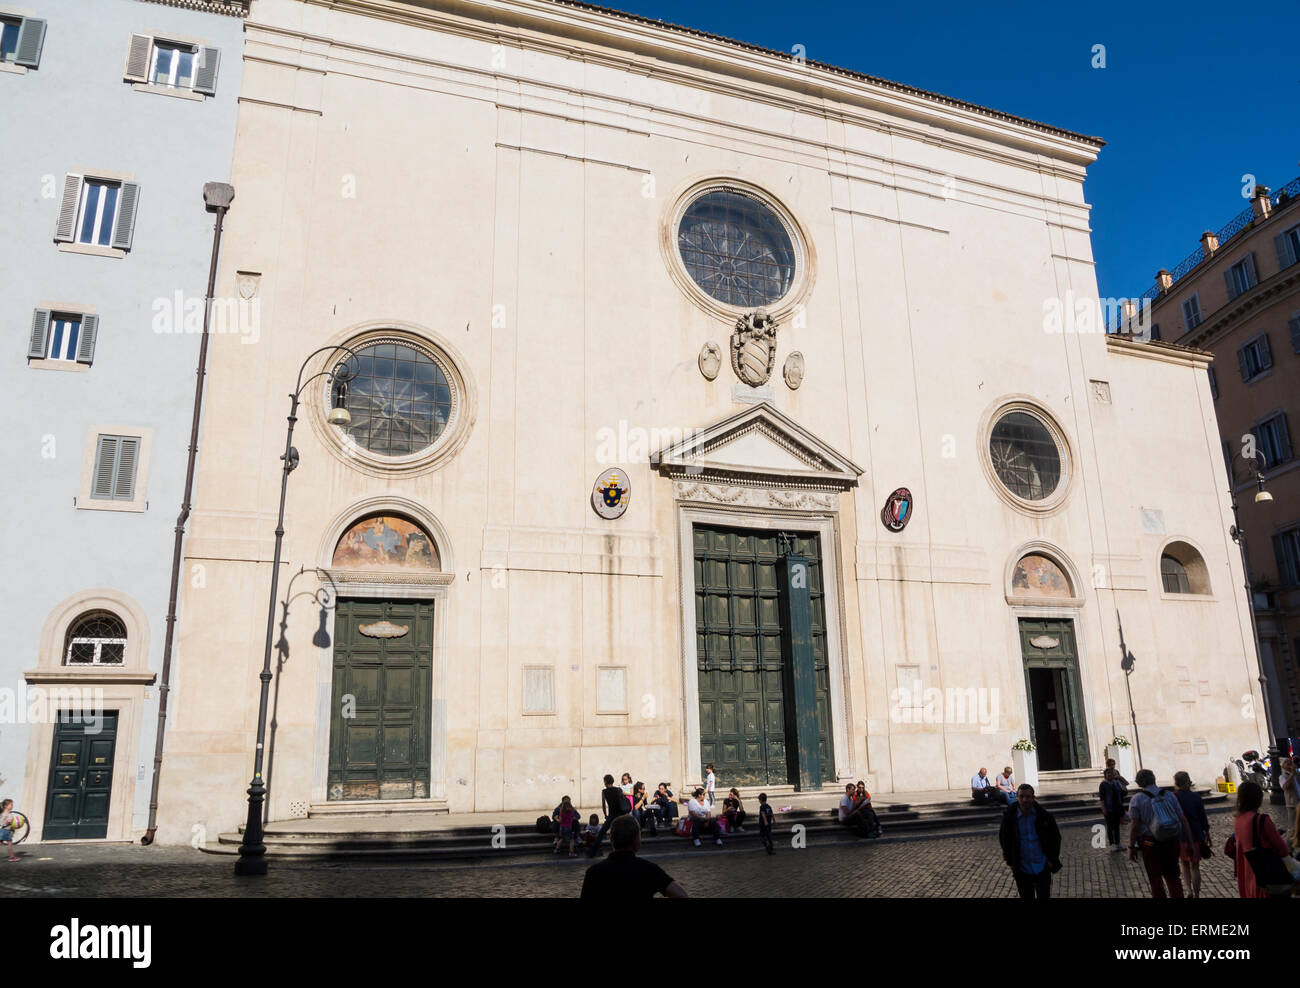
[1160,542,1210,595]
[64,611,127,665]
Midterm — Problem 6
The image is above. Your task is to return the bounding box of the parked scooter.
[1230,750,1271,788]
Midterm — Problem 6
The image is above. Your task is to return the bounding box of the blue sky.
[597,0,1298,301]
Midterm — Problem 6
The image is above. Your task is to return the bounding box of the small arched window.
[64,611,127,665]
[1160,555,1191,594]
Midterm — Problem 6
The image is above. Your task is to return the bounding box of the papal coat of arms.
[592,468,631,519]
[731,310,779,387]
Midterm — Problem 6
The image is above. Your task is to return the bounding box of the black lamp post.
[234,346,358,876]
[1227,450,1284,805]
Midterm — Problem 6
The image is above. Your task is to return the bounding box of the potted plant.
[1105,736,1135,782]
[1012,738,1038,788]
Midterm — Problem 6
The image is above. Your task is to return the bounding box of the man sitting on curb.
[581,814,688,899]
[971,767,1000,806]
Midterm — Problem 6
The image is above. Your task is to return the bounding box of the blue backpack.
[1150,790,1182,842]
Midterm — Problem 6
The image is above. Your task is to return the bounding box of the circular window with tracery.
[334,341,454,457]
[64,611,127,665]
[989,410,1063,502]
[674,186,801,310]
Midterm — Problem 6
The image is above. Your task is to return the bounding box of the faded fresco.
[1011,554,1071,597]
[331,514,440,571]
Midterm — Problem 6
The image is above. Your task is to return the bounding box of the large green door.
[328,599,433,801]
[694,526,834,787]
[44,710,118,840]
[1018,618,1089,771]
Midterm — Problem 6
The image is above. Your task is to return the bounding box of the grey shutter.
[92,437,119,499]
[1278,533,1300,586]
[124,34,152,82]
[54,173,82,242]
[1259,333,1273,370]
[1237,345,1250,380]
[28,309,51,359]
[75,314,99,364]
[1276,232,1298,269]
[1288,315,1300,353]
[110,182,139,250]
[1244,252,1257,289]
[113,438,139,500]
[192,46,220,95]
[15,17,47,67]
[1278,414,1293,462]
[1224,269,1237,301]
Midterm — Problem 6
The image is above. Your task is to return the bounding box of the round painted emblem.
[881,487,913,533]
[592,468,631,519]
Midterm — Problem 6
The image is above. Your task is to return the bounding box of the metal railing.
[1139,176,1300,302]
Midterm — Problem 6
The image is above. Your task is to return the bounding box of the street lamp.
[1227,448,1284,805]
[234,346,358,876]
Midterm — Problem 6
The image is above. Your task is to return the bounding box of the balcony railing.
[1139,176,1300,302]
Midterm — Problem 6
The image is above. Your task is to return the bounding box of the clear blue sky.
[596,0,1298,301]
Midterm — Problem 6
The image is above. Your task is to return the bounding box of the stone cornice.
[136,0,249,17]
[1182,266,1300,352]
[1105,335,1214,369]
[292,0,1102,168]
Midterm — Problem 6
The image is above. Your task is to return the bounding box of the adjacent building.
[1136,179,1300,741]
[1,0,245,842]
[145,0,1269,842]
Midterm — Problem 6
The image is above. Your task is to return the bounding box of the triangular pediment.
[650,404,863,489]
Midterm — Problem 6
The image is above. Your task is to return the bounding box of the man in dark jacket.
[998,783,1062,898]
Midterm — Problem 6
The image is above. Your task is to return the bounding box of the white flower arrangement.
[1109,736,1131,748]
[1012,738,1036,752]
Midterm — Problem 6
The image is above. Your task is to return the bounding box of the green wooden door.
[328,599,433,801]
[694,527,834,787]
[1018,618,1089,770]
[44,710,118,840]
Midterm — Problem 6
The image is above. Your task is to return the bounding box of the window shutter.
[1244,251,1257,289]
[1207,366,1218,400]
[76,314,99,364]
[113,438,139,500]
[1289,315,1300,354]
[124,34,153,82]
[92,437,119,499]
[192,46,220,95]
[1259,333,1273,370]
[15,17,47,67]
[28,309,52,359]
[54,173,82,242]
[110,182,140,250]
[1278,414,1293,462]
[1224,269,1237,301]
[1237,345,1250,380]
[1276,232,1298,269]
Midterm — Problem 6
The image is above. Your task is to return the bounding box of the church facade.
[152,0,1265,839]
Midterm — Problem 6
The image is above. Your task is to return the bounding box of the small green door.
[44,710,118,840]
[328,599,433,800]
[695,527,834,787]
[1018,618,1089,771]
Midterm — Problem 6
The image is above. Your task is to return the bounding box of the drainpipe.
[141,182,235,845]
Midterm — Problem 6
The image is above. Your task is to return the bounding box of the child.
[1,799,18,862]
[704,764,716,808]
[757,792,774,855]
[583,813,601,849]
[555,795,579,857]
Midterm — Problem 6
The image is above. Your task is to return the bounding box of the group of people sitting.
[837,781,882,837]
[971,766,1018,806]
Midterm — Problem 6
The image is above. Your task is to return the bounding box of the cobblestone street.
[4,804,1289,898]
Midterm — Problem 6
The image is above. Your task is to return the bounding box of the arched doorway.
[1008,549,1090,771]
[325,511,446,802]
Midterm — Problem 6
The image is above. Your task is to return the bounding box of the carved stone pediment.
[650,403,863,491]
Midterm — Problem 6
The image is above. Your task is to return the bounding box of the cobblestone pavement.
[3,804,1291,898]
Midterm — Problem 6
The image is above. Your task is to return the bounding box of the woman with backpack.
[1224,781,1294,898]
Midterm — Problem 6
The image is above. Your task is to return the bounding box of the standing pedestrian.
[1224,780,1293,899]
[1127,769,1189,899]
[553,795,580,857]
[588,773,632,857]
[998,784,1061,898]
[1172,771,1210,898]
[581,815,688,899]
[757,792,775,854]
[704,764,717,808]
[1099,769,1126,851]
[1280,758,1299,845]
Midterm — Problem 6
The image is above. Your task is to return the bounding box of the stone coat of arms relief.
[730,309,779,387]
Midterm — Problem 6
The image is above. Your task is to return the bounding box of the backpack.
[536,815,552,834]
[1149,790,1182,842]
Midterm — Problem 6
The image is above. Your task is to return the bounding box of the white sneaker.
[715,837,723,846]
[693,838,701,847]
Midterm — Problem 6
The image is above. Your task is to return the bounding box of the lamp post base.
[234,779,269,876]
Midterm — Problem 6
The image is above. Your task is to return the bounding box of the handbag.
[1243,812,1296,894]
[674,817,692,838]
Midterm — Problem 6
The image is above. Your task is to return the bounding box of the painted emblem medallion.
[730,310,778,387]
[881,487,913,533]
[592,468,631,519]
